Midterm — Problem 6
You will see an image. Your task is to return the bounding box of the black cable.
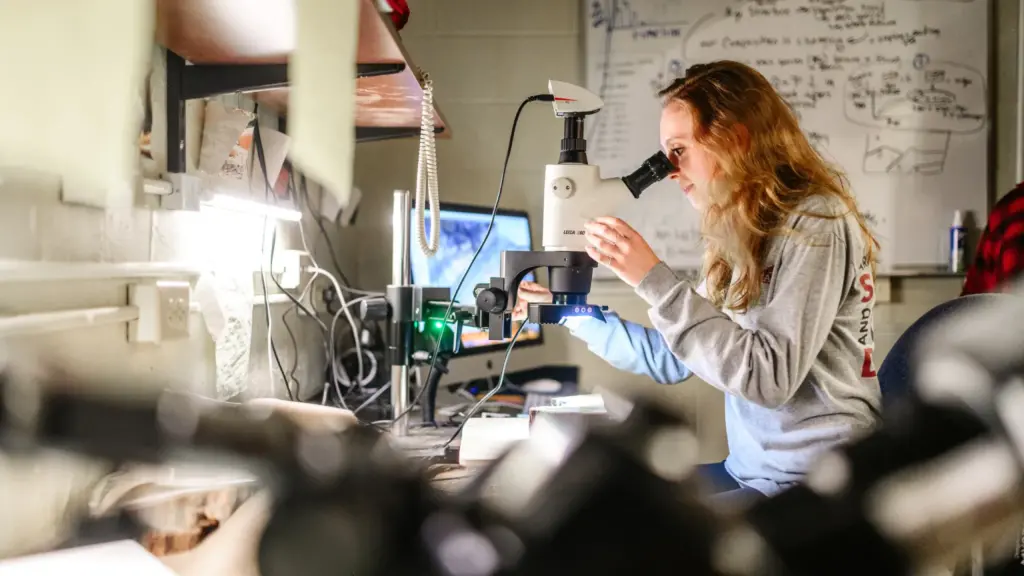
[273,171,363,406]
[299,174,354,287]
[441,322,526,449]
[293,175,381,298]
[325,294,380,407]
[422,351,451,425]
[250,107,295,401]
[390,93,553,425]
[266,227,338,398]
[285,172,345,403]
[248,110,370,405]
[263,230,293,399]
[280,306,301,395]
[270,337,295,400]
[280,271,319,400]
[252,113,361,406]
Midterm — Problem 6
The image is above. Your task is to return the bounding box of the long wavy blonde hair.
[658,60,879,312]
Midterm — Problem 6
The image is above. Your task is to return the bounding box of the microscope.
[475,80,675,340]
[360,80,673,434]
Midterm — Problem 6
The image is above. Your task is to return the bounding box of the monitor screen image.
[409,204,542,354]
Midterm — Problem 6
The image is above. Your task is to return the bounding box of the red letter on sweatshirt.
[862,348,877,378]
[859,273,874,303]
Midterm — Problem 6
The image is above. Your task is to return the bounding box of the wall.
[0,126,339,404]
[352,0,1019,462]
[995,0,1021,199]
[0,168,215,393]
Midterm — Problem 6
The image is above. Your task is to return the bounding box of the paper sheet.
[194,270,254,400]
[198,101,253,177]
[290,0,360,208]
[0,0,154,209]
[192,206,276,399]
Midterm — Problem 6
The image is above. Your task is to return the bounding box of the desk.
[426,464,480,493]
[392,427,487,493]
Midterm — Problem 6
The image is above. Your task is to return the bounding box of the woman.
[515,61,882,502]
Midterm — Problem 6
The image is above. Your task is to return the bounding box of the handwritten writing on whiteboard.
[585,0,988,270]
[590,54,665,169]
[590,0,690,31]
[845,57,986,132]
[683,0,989,163]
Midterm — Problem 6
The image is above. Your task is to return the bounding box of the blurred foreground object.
[1,284,1024,576]
[290,0,359,208]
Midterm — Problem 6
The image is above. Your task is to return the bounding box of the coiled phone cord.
[415,73,441,257]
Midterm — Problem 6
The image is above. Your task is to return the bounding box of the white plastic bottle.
[950,210,966,273]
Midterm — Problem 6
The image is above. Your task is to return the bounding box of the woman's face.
[659,101,720,212]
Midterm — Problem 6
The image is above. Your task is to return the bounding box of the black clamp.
[475,250,608,340]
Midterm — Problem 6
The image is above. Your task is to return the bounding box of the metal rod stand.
[390,190,412,436]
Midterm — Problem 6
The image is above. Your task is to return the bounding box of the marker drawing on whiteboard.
[845,53,986,175]
[590,0,690,31]
[807,131,831,156]
[586,0,988,269]
[588,1,618,146]
[588,0,695,148]
[863,131,951,174]
[845,55,987,131]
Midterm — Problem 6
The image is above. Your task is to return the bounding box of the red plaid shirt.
[961,184,1024,296]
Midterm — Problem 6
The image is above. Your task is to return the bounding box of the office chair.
[876,293,1008,411]
[876,292,1016,576]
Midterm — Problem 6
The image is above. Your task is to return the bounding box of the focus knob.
[359,297,390,322]
[475,288,508,314]
[550,177,575,199]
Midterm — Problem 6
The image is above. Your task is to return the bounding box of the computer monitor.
[409,203,543,355]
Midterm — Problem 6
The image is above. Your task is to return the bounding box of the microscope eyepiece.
[622,151,674,199]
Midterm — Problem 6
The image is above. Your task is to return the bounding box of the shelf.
[155,0,448,167]
[155,0,293,65]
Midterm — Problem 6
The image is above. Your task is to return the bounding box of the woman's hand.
[512,280,552,321]
[584,217,662,288]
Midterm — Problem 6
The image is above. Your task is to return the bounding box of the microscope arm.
[475,250,606,341]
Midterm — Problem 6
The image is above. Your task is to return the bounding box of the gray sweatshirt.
[567,195,882,495]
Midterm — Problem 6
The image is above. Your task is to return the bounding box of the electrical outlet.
[275,249,303,290]
[162,281,191,339]
[129,280,192,343]
[161,173,205,211]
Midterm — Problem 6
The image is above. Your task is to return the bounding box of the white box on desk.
[458,417,531,467]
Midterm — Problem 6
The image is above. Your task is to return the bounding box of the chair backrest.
[877,293,1009,410]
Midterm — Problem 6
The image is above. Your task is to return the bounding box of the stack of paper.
[528,394,608,426]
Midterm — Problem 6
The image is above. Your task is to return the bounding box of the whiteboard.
[584,0,990,274]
